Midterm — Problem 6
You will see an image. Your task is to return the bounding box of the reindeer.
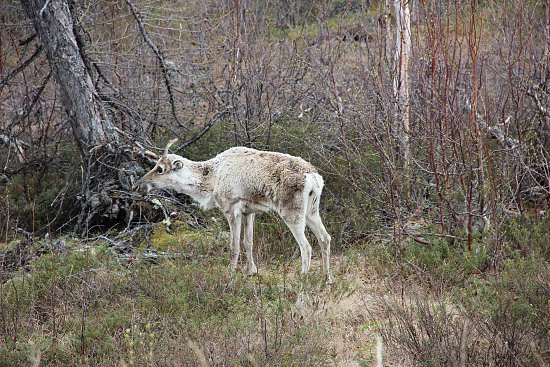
[134,139,332,283]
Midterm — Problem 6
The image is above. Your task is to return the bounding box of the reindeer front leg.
[224,204,243,272]
[243,213,258,275]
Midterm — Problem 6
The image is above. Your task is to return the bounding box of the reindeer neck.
[179,160,216,209]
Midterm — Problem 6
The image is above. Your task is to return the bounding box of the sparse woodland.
[0,0,548,366]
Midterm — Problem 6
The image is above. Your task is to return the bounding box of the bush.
[0,146,81,241]
[375,217,549,367]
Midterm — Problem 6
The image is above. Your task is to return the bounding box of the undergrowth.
[370,214,550,367]
[0,223,352,367]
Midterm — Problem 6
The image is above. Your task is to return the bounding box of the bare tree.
[20,0,118,154]
[392,0,411,192]
[1,0,547,249]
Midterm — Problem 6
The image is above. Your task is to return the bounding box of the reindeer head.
[133,138,193,194]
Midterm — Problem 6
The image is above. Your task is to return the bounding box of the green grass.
[0,222,351,367]
[1,211,548,366]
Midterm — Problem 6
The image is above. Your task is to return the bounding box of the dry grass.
[0,223,396,367]
[2,217,548,367]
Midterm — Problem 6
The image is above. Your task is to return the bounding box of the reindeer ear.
[172,160,184,170]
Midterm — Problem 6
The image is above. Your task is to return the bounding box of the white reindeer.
[134,139,332,283]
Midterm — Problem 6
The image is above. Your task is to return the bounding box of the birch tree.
[18,0,135,232]
[393,0,411,189]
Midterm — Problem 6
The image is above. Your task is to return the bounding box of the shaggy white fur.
[135,142,332,283]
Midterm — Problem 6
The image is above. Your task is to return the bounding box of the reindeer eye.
[173,160,183,170]
[156,166,164,174]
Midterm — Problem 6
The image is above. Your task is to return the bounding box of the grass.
[368,217,550,367]
[1,212,548,366]
[0,221,362,367]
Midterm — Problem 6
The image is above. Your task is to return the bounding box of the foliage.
[500,214,550,258]
[0,155,80,240]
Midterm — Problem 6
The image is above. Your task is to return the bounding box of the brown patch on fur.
[249,194,265,204]
[246,153,317,210]
[268,157,315,210]
[261,154,316,174]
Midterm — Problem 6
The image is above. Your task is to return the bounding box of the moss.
[147,227,180,252]
[146,220,228,253]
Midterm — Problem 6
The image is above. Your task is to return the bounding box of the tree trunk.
[20,0,129,233]
[385,0,392,62]
[393,0,411,195]
[20,0,117,153]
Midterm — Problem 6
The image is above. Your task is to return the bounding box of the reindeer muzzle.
[132,180,153,194]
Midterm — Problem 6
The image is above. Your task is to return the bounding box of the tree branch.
[175,109,229,153]
[16,69,52,123]
[18,33,37,46]
[527,86,550,119]
[465,99,519,150]
[125,0,184,128]
[0,45,42,88]
[0,130,30,164]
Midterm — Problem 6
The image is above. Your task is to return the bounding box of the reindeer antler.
[163,138,179,157]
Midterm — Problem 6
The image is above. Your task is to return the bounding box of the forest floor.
[1,214,548,367]
[0,219,417,367]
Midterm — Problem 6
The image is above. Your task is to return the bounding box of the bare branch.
[18,33,37,46]
[125,0,184,128]
[15,70,52,123]
[0,131,30,164]
[527,87,550,119]
[465,99,519,150]
[39,0,51,17]
[0,45,42,88]
[176,109,229,153]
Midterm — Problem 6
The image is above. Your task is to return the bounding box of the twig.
[406,231,467,243]
[0,45,42,88]
[39,0,52,17]
[0,132,30,154]
[465,98,519,149]
[376,335,383,367]
[125,0,184,128]
[175,109,229,153]
[527,86,550,119]
[18,33,37,46]
[412,236,429,245]
[15,70,52,124]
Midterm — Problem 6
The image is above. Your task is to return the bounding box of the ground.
[0,221,401,367]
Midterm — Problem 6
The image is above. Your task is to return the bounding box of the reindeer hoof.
[247,265,258,276]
